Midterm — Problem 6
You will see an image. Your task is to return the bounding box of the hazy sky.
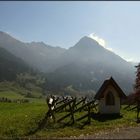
[0,1,140,62]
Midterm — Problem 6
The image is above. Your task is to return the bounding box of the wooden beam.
[54,98,76,112]
[76,114,88,121]
[74,100,95,113]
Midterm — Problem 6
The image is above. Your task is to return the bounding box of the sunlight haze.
[0,1,140,62]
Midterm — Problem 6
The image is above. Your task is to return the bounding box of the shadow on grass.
[58,120,90,129]
[28,113,124,136]
[136,119,140,123]
[91,112,123,122]
[77,120,90,129]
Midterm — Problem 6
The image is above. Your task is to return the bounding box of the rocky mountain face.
[0,31,135,94]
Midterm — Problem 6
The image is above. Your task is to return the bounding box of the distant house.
[94,77,126,114]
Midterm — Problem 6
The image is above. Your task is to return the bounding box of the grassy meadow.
[0,102,138,139]
[0,82,139,139]
[34,106,137,138]
[0,102,46,138]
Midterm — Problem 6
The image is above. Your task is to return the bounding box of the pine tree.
[134,63,140,122]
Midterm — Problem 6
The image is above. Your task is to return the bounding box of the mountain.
[0,47,31,81]
[0,31,66,72]
[0,31,136,94]
[46,36,135,94]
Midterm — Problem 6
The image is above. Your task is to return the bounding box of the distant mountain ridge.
[0,31,66,72]
[0,31,136,94]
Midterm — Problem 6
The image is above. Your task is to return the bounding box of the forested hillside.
[0,47,31,81]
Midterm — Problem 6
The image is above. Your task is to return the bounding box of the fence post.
[88,104,91,124]
[69,98,76,124]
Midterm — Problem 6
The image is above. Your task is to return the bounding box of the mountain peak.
[79,36,99,45]
[88,33,106,48]
[70,35,103,51]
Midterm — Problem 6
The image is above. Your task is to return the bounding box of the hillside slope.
[0,47,30,81]
[46,37,135,94]
[0,31,135,94]
[0,31,66,72]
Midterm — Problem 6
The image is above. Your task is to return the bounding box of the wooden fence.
[38,96,98,129]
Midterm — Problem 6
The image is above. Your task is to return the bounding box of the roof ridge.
[94,77,126,99]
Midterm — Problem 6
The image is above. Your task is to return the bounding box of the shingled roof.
[94,77,126,100]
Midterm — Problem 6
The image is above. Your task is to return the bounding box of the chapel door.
[106,91,115,105]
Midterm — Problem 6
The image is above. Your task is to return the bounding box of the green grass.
[0,91,24,99]
[0,102,47,138]
[35,106,137,138]
[0,81,46,104]
[0,90,46,104]
[0,81,138,139]
[0,102,138,139]
[0,81,44,99]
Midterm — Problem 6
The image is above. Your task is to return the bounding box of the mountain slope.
[0,31,66,72]
[46,37,135,94]
[0,31,135,94]
[0,47,31,81]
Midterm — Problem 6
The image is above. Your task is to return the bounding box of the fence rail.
[39,96,98,129]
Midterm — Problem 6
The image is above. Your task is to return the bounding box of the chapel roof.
[94,77,126,100]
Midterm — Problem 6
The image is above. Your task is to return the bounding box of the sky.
[0,1,140,62]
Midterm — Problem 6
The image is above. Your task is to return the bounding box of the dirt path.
[65,125,140,139]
